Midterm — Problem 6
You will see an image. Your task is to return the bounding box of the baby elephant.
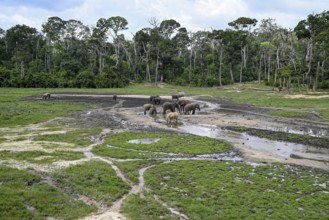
[184,103,200,115]
[42,93,51,100]
[178,99,191,113]
[148,106,157,115]
[166,112,179,124]
[143,104,155,115]
[171,94,184,101]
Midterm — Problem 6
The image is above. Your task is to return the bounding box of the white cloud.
[0,0,327,36]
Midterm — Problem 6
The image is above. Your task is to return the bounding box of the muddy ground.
[35,92,329,170]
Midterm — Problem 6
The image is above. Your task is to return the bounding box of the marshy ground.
[1,90,328,219]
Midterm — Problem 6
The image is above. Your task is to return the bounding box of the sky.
[0,0,327,38]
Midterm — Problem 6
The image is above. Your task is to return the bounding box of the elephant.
[162,102,180,114]
[184,103,201,115]
[148,106,157,115]
[113,95,117,101]
[178,100,191,113]
[166,112,179,124]
[150,95,161,105]
[172,94,184,101]
[143,104,155,115]
[42,93,51,100]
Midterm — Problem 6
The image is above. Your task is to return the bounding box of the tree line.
[0,11,328,91]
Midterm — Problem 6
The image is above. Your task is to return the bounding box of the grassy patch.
[101,131,233,155]
[122,192,179,220]
[33,128,102,147]
[266,109,307,117]
[0,88,90,127]
[0,150,84,164]
[145,161,329,219]
[52,160,130,206]
[0,165,96,219]
[92,145,154,159]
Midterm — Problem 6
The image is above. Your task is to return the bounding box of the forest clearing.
[0,83,329,219]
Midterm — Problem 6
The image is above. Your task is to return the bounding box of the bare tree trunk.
[258,53,263,83]
[143,43,151,82]
[20,60,24,79]
[275,49,280,83]
[321,60,325,82]
[219,47,223,87]
[189,47,193,83]
[230,63,234,83]
[306,40,313,92]
[98,51,102,73]
[155,47,160,87]
[315,61,320,91]
[267,55,271,82]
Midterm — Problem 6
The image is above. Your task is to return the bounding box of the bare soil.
[41,92,329,170]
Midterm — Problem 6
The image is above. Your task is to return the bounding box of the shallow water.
[128,138,161,144]
[180,124,329,162]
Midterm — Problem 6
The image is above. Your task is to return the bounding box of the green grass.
[266,109,307,117]
[99,131,233,155]
[122,192,179,220]
[0,150,85,164]
[32,128,102,147]
[0,165,96,219]
[0,88,90,127]
[52,160,131,206]
[145,161,329,219]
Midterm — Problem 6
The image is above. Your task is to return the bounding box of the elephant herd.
[41,92,199,124]
[144,95,201,123]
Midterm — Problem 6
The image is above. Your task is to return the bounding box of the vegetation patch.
[226,127,329,148]
[0,150,84,164]
[266,109,307,117]
[33,128,102,147]
[92,145,154,159]
[52,160,130,206]
[145,161,329,219]
[101,131,233,155]
[122,192,179,220]
[0,165,96,219]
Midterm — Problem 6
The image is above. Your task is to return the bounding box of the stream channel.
[180,123,329,165]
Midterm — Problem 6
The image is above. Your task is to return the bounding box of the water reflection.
[180,124,329,162]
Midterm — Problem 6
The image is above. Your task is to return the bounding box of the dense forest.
[0,11,328,91]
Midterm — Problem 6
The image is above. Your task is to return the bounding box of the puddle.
[128,138,161,144]
[84,151,95,157]
[180,124,329,162]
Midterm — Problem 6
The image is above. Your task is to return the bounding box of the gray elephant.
[172,94,184,101]
[151,96,161,105]
[148,106,157,115]
[184,103,200,115]
[162,102,180,114]
[42,93,51,100]
[143,104,155,115]
[178,99,191,113]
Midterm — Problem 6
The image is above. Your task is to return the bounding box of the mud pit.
[42,92,329,170]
